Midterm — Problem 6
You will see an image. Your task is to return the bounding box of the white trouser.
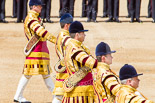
[14,74,54,101]
[42,74,54,92]
[52,95,63,103]
[14,75,31,101]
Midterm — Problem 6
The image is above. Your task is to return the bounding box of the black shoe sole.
[14,99,31,103]
[14,99,18,102]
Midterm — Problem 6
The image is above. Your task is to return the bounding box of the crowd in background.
[0,0,155,23]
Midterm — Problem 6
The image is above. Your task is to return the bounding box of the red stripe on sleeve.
[110,84,117,91]
[28,20,36,28]
[62,37,70,47]
[142,100,146,103]
[34,26,40,32]
[61,36,70,56]
[102,75,114,85]
[93,60,98,68]
[129,96,136,103]
[42,30,48,37]
[82,56,89,66]
[72,51,82,60]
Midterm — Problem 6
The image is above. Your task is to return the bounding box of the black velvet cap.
[95,42,116,56]
[119,64,143,80]
[69,21,88,33]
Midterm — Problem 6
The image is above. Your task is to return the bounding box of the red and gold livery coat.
[62,39,97,103]
[93,62,121,103]
[115,85,154,103]
[23,10,56,75]
[53,30,91,96]
[53,29,70,96]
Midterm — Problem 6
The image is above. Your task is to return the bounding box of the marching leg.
[14,75,31,103]
[42,74,54,92]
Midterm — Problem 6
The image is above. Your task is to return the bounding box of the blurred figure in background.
[41,0,53,23]
[105,0,120,22]
[102,0,108,18]
[69,0,75,17]
[126,0,131,18]
[16,0,28,23]
[12,0,17,18]
[0,0,8,23]
[152,0,155,22]
[61,0,75,17]
[87,0,98,22]
[147,0,152,18]
[147,0,155,23]
[61,0,69,15]
[81,0,88,17]
[59,0,63,17]
[129,0,142,23]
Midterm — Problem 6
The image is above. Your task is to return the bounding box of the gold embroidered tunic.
[93,62,121,103]
[62,39,97,103]
[115,85,154,103]
[23,10,56,75]
[53,29,70,96]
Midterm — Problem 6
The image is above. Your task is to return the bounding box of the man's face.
[33,5,42,13]
[77,32,86,42]
[130,76,140,89]
[103,54,113,65]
